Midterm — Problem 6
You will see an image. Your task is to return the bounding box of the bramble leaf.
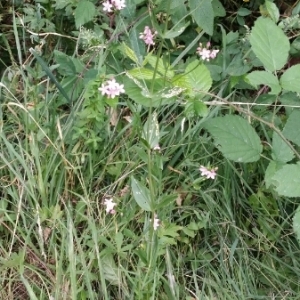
[204,115,262,162]
[280,65,300,93]
[189,0,214,35]
[74,0,96,28]
[272,163,300,197]
[246,71,281,95]
[249,17,289,72]
[282,110,300,147]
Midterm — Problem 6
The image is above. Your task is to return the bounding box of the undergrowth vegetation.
[1,0,300,299]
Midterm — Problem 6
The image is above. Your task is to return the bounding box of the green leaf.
[272,163,300,197]
[129,27,145,65]
[282,110,300,147]
[74,0,96,28]
[142,112,160,149]
[189,0,214,35]
[54,50,77,76]
[249,17,290,72]
[128,68,162,80]
[102,254,122,285]
[226,53,252,76]
[122,43,139,65]
[293,206,300,244]
[204,115,262,162]
[185,99,208,118]
[212,0,226,17]
[237,8,252,16]
[280,65,300,93]
[144,54,174,79]
[131,177,151,211]
[177,61,212,98]
[163,22,190,39]
[271,132,294,163]
[246,71,281,95]
[124,76,174,107]
[264,1,280,23]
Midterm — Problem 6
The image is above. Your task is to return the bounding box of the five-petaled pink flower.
[199,165,218,180]
[139,26,157,46]
[98,78,125,99]
[197,42,219,61]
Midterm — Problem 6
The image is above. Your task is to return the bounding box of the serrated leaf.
[131,177,151,211]
[204,115,262,162]
[184,61,212,98]
[74,0,96,28]
[280,65,300,93]
[189,0,214,35]
[293,206,300,244]
[272,163,300,197]
[282,110,300,147]
[271,131,294,163]
[246,71,281,95]
[249,17,290,72]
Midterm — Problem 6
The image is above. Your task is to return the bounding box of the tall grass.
[1,4,300,300]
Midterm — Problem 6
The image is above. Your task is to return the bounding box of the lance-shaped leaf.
[131,177,151,211]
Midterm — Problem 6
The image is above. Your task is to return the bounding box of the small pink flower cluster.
[104,198,116,214]
[98,78,125,99]
[139,26,157,46]
[196,42,219,61]
[199,165,218,180]
[102,0,126,12]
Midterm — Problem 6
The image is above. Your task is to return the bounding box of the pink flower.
[139,26,157,46]
[199,166,218,179]
[102,0,126,12]
[98,78,125,99]
[102,0,113,12]
[104,198,116,214]
[112,0,126,10]
[196,42,219,61]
